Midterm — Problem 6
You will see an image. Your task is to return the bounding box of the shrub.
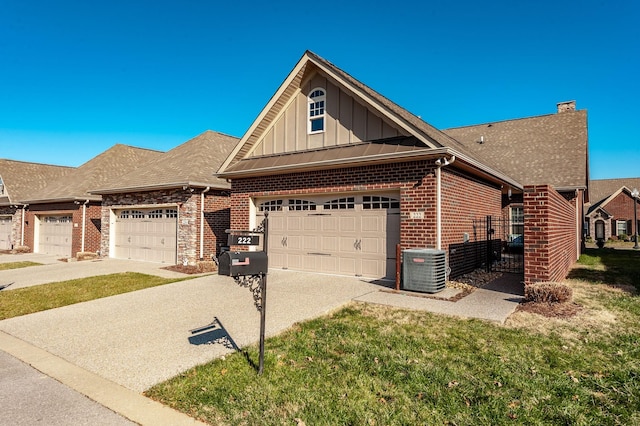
[524,282,573,304]
[609,235,618,241]
[619,233,629,242]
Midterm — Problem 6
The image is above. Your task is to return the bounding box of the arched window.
[308,88,325,133]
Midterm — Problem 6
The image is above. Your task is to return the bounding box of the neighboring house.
[91,130,238,265]
[217,51,588,283]
[586,178,640,241]
[0,159,73,251]
[22,145,163,257]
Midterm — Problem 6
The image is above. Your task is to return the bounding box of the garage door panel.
[321,216,338,232]
[287,235,303,250]
[339,216,357,233]
[0,217,12,250]
[360,237,382,255]
[338,236,356,252]
[114,209,176,264]
[39,216,73,257]
[287,216,303,231]
[259,195,400,280]
[320,255,338,273]
[322,235,340,252]
[301,235,318,251]
[362,258,383,277]
[338,257,357,275]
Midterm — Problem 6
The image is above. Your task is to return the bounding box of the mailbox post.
[218,213,269,375]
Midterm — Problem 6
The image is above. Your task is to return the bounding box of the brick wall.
[22,202,102,256]
[101,188,230,264]
[604,192,640,237]
[441,169,503,249]
[523,185,578,284]
[230,161,502,265]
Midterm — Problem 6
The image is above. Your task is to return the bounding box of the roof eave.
[220,148,523,190]
[91,180,230,195]
[22,195,102,204]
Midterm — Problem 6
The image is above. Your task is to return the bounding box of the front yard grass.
[0,273,190,320]
[146,248,640,425]
[0,261,42,271]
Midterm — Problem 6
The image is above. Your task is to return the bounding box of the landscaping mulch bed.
[516,301,582,318]
[163,261,218,275]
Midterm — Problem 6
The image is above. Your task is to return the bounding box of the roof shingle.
[93,131,239,194]
[0,159,74,205]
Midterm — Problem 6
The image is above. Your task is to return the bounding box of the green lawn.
[0,261,42,271]
[0,273,190,320]
[146,249,640,425]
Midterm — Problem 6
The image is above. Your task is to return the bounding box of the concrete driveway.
[0,253,522,424]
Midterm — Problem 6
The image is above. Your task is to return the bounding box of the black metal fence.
[448,216,524,278]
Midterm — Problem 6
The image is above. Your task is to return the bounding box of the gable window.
[308,88,325,133]
[0,177,4,195]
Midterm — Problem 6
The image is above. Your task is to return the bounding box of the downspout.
[81,199,89,253]
[435,156,455,250]
[21,205,28,246]
[200,187,210,260]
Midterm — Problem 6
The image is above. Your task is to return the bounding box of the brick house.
[91,131,238,265]
[0,159,73,251]
[217,51,588,284]
[22,145,162,257]
[586,178,640,241]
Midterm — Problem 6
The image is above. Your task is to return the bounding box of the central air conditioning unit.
[402,249,447,293]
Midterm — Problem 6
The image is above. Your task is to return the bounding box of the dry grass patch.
[506,279,621,343]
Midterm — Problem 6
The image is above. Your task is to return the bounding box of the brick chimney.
[557,100,576,113]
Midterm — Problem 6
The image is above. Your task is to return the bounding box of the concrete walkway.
[355,273,524,323]
[0,254,523,425]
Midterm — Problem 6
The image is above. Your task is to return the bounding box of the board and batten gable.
[250,73,410,156]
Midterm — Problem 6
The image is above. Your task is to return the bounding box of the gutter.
[90,181,228,195]
[81,199,89,253]
[200,187,210,260]
[435,156,456,250]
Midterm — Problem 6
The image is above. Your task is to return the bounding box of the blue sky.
[1,0,638,180]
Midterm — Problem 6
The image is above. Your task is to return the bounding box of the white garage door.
[258,195,400,280]
[114,208,177,263]
[39,215,73,257]
[0,216,12,250]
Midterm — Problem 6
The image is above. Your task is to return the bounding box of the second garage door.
[39,215,73,257]
[0,216,12,250]
[114,208,177,264]
[257,195,400,280]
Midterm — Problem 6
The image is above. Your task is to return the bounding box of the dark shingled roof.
[24,145,163,203]
[589,178,640,206]
[443,110,589,189]
[93,130,239,194]
[0,159,74,206]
